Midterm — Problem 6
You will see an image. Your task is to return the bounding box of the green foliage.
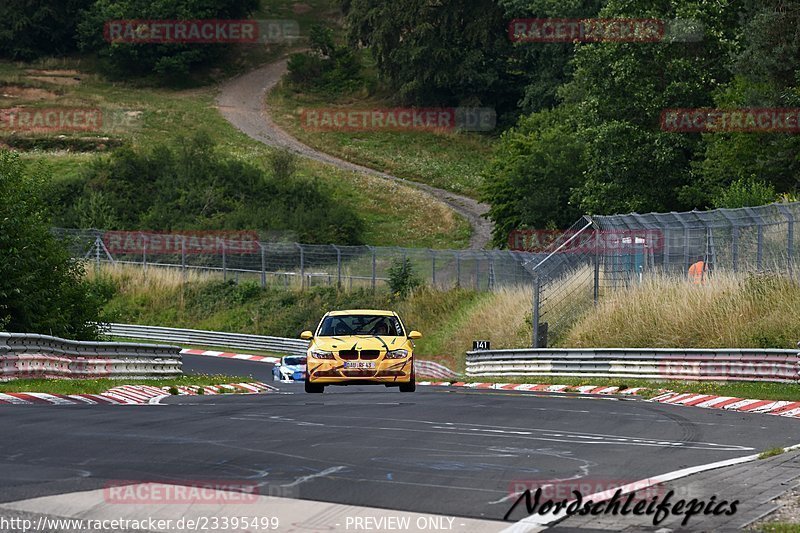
[482,106,586,246]
[44,133,365,245]
[0,0,92,60]
[387,258,422,298]
[696,2,800,205]
[269,149,298,182]
[287,24,363,94]
[76,0,259,81]
[0,150,111,339]
[344,0,518,111]
[712,177,776,209]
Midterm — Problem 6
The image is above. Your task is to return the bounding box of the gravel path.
[215,57,493,249]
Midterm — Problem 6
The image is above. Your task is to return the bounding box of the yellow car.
[300,309,421,393]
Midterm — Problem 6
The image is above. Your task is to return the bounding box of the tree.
[482,106,586,246]
[557,0,748,214]
[0,150,110,339]
[697,1,800,204]
[77,0,259,80]
[0,0,93,60]
[344,0,521,113]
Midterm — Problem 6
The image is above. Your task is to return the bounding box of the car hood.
[313,336,407,352]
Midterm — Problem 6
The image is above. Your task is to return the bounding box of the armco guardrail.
[466,348,800,383]
[104,323,309,356]
[0,332,182,380]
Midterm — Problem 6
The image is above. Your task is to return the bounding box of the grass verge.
[759,447,786,460]
[0,374,247,395]
[267,81,495,199]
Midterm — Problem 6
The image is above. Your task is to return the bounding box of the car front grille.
[336,349,382,360]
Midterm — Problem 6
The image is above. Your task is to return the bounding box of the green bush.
[45,133,365,245]
[0,150,112,339]
[76,0,259,81]
[287,24,364,94]
[387,258,421,298]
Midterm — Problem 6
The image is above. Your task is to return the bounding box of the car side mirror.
[300,330,313,340]
[274,362,281,367]
[408,330,422,340]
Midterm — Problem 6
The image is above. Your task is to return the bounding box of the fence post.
[260,243,266,288]
[181,236,187,281]
[142,232,147,274]
[731,227,739,272]
[475,257,480,290]
[455,251,461,288]
[488,253,495,291]
[593,229,600,303]
[297,243,305,290]
[222,241,227,282]
[430,250,436,288]
[757,223,764,270]
[531,275,541,348]
[332,244,342,288]
[371,246,377,291]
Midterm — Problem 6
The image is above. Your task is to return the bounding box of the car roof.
[326,309,396,316]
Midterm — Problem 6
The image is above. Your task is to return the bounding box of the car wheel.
[399,368,416,393]
[305,380,324,393]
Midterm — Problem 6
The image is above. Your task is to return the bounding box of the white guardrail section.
[465,348,800,383]
[0,332,182,381]
[104,323,309,355]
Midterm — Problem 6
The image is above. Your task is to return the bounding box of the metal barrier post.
[222,241,227,282]
[181,236,187,281]
[431,250,436,288]
[593,230,600,303]
[260,243,266,288]
[332,244,342,288]
[369,246,376,291]
[455,252,461,288]
[531,275,541,348]
[297,243,305,290]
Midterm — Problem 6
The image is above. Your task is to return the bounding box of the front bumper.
[307,357,413,384]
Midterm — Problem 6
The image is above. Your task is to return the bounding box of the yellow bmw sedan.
[300,309,421,393]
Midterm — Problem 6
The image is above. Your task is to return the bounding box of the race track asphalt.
[0,355,799,529]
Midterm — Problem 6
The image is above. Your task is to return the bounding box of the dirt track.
[215,57,493,249]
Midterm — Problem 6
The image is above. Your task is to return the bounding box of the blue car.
[272,355,307,382]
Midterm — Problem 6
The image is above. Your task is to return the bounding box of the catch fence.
[522,201,800,347]
[54,228,536,292]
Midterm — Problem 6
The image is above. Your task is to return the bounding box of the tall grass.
[89,265,534,366]
[563,271,800,349]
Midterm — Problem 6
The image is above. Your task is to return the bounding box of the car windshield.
[317,315,404,337]
[282,356,306,366]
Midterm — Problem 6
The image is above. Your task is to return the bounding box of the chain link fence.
[522,202,800,347]
[55,228,537,292]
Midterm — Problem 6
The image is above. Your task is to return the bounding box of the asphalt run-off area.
[1,354,799,532]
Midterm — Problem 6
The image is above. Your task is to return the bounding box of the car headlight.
[385,349,409,359]
[310,349,334,359]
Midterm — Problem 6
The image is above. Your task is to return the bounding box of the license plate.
[343,361,376,369]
